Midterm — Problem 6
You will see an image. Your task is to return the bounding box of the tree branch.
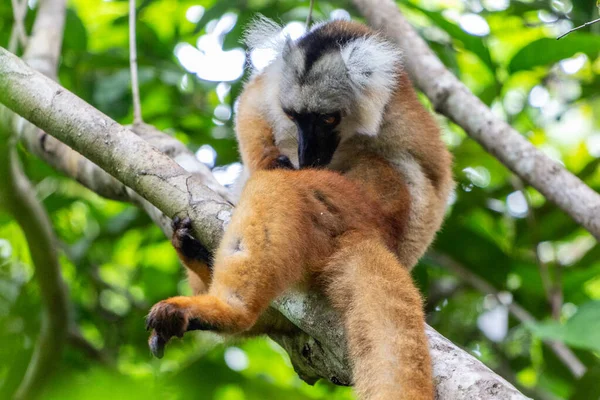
[353,0,600,241]
[510,178,559,319]
[67,328,112,365]
[557,17,600,39]
[0,49,530,399]
[0,1,72,398]
[0,110,70,400]
[0,56,230,248]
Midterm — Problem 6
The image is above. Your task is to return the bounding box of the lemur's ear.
[341,37,403,136]
[341,36,402,91]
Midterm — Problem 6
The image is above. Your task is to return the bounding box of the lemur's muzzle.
[297,119,339,169]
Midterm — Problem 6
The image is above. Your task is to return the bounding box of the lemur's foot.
[171,216,213,267]
[146,295,249,358]
[146,296,214,358]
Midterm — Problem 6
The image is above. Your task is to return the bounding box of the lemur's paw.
[171,216,196,253]
[271,155,295,170]
[146,297,192,357]
[171,216,212,265]
[146,297,219,358]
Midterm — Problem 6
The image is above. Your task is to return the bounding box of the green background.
[1,0,600,399]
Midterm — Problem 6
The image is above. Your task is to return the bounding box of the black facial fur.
[285,110,341,168]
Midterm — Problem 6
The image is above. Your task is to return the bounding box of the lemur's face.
[278,54,348,168]
[278,27,358,168]
[282,109,341,168]
[275,21,403,168]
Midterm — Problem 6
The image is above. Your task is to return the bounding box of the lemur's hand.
[270,154,295,170]
[171,216,213,268]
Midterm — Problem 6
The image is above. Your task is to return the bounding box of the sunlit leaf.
[508,34,600,73]
[528,301,600,352]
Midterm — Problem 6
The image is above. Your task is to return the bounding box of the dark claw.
[171,216,181,231]
[146,303,218,358]
[149,331,166,359]
[146,301,187,359]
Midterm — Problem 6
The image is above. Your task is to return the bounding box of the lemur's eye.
[283,110,295,121]
[322,114,338,125]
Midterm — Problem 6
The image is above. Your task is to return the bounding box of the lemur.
[146,18,454,400]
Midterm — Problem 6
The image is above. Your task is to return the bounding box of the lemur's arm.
[235,74,294,172]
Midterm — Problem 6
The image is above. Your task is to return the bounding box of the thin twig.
[68,328,112,364]
[557,17,600,39]
[426,250,586,378]
[305,0,315,29]
[129,0,143,125]
[9,0,29,53]
[511,177,561,319]
[551,265,564,320]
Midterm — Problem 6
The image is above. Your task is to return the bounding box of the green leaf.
[570,366,600,400]
[64,8,89,52]
[528,301,600,352]
[508,34,600,73]
[404,3,495,71]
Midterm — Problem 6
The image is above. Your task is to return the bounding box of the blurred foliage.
[1,0,600,399]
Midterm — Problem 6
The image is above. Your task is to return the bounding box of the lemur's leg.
[147,171,318,357]
[324,235,433,400]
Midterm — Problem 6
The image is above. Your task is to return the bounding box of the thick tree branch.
[21,0,66,79]
[0,111,70,400]
[0,49,232,250]
[18,120,234,203]
[353,0,600,241]
[0,49,529,399]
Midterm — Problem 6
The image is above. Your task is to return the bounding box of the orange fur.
[157,168,432,399]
